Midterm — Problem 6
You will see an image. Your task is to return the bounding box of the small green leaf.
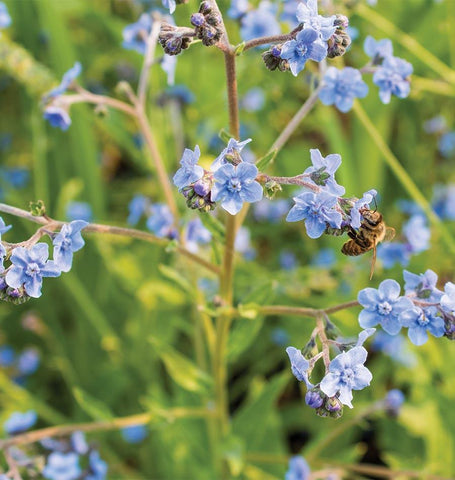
[73,387,113,421]
[234,42,246,56]
[149,338,212,393]
[256,149,278,171]
[219,128,235,144]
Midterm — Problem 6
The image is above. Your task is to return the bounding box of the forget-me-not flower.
[320,346,372,408]
[240,1,281,42]
[296,0,336,41]
[377,242,411,269]
[122,425,148,443]
[440,282,455,315]
[358,279,414,335]
[17,348,40,376]
[280,28,327,76]
[0,2,11,29]
[6,243,61,298]
[86,450,108,480]
[44,106,72,131]
[373,56,413,104]
[403,215,430,254]
[211,162,263,215]
[52,220,88,273]
[43,452,81,480]
[432,184,455,220]
[127,195,148,226]
[212,138,252,170]
[185,218,212,253]
[372,331,416,366]
[285,455,311,480]
[319,67,368,113]
[161,0,176,14]
[173,145,204,190]
[399,306,445,345]
[146,204,177,238]
[4,410,37,435]
[228,0,249,19]
[122,13,152,55]
[286,191,342,239]
[71,431,89,455]
[384,389,405,415]
[438,131,455,158]
[363,36,393,62]
[66,202,93,222]
[286,346,313,387]
[403,269,443,301]
[349,189,377,229]
[45,62,82,99]
[303,148,345,195]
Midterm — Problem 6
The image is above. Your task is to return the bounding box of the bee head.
[360,208,382,226]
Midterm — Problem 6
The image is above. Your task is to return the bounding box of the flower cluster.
[358,271,454,346]
[286,327,375,417]
[0,219,88,302]
[364,36,413,104]
[285,149,377,239]
[0,345,40,382]
[173,138,263,215]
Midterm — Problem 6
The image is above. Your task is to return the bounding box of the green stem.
[352,102,455,256]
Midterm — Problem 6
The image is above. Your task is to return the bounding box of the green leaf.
[149,338,212,393]
[234,42,246,56]
[256,149,278,171]
[73,387,113,421]
[159,265,193,294]
[199,212,226,242]
[219,128,235,144]
[227,316,264,362]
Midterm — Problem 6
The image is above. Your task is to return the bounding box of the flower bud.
[264,180,282,199]
[190,13,205,27]
[262,45,289,72]
[316,396,343,418]
[305,389,324,409]
[327,15,351,59]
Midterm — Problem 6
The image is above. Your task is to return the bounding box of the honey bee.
[341,208,395,280]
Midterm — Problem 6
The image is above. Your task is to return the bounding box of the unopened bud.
[305,389,324,409]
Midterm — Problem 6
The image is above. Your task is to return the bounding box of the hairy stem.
[0,203,220,275]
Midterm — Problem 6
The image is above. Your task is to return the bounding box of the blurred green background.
[1,0,455,478]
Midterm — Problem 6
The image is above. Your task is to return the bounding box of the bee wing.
[369,245,377,280]
[384,227,396,242]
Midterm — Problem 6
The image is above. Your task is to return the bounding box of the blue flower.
[86,451,108,480]
[371,331,416,366]
[303,148,345,195]
[45,62,82,99]
[285,455,311,480]
[1,167,29,189]
[281,0,300,28]
[440,282,455,315]
[146,204,177,238]
[211,138,252,171]
[270,328,289,346]
[240,1,281,42]
[0,346,15,367]
[399,306,445,345]
[358,279,414,335]
[161,0,176,13]
[319,67,368,113]
[44,106,72,131]
[423,115,446,135]
[377,243,411,268]
[234,227,256,259]
[185,218,211,253]
[165,85,195,105]
[240,88,265,112]
[121,425,148,443]
[173,145,204,190]
[403,269,443,301]
[403,215,430,253]
[349,189,377,229]
[53,220,88,273]
[280,28,327,76]
[161,54,177,86]
[432,184,455,220]
[228,0,249,19]
[363,36,393,62]
[311,248,336,268]
[286,191,342,239]
[17,348,40,376]
[211,162,263,215]
[0,216,12,237]
[286,346,313,387]
[438,131,455,158]
[4,410,37,435]
[305,389,324,408]
[6,244,61,298]
[319,346,372,408]
[127,195,148,226]
[71,431,88,455]
[253,198,290,222]
[296,0,336,41]
[122,13,152,55]
[280,250,298,270]
[43,452,81,480]
[373,56,413,104]
[0,2,11,29]
[384,389,404,415]
[66,202,93,222]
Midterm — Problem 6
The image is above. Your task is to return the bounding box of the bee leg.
[369,246,377,280]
